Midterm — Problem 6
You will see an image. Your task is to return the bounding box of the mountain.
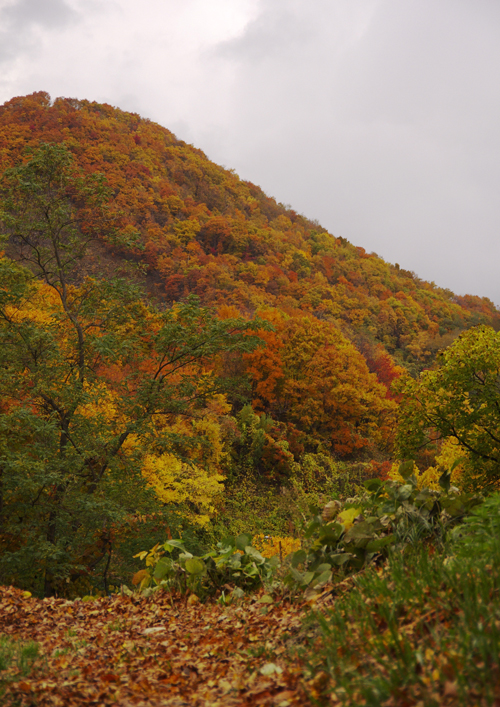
[1,90,499,459]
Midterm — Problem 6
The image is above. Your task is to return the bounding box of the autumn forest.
[1,92,500,706]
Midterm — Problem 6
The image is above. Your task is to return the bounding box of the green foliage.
[302,492,500,706]
[284,469,481,596]
[396,324,500,490]
[449,490,500,561]
[216,477,298,539]
[225,405,296,483]
[0,141,113,266]
[213,457,384,550]
[133,534,279,600]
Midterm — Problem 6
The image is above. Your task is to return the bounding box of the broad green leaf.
[310,570,332,588]
[364,478,383,492]
[288,567,304,583]
[345,521,376,542]
[185,558,205,575]
[318,522,344,544]
[242,565,259,577]
[305,519,323,539]
[219,536,236,552]
[365,535,395,552]
[163,539,187,553]
[291,549,307,568]
[315,563,332,573]
[302,571,315,586]
[396,484,414,501]
[227,554,242,569]
[153,557,172,581]
[330,553,352,566]
[235,534,252,551]
[244,545,264,562]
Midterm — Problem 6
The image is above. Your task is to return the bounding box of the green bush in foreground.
[302,493,500,706]
[284,462,480,598]
[133,469,482,603]
[132,534,279,601]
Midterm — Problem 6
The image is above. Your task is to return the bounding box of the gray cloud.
[197,0,500,302]
[0,0,78,66]
[0,0,499,303]
[2,0,77,28]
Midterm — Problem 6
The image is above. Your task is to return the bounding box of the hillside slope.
[1,91,498,459]
[1,93,498,359]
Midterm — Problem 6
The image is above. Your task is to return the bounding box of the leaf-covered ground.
[0,586,313,706]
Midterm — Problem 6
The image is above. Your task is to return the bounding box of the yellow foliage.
[337,507,361,530]
[253,534,301,559]
[139,393,231,526]
[420,438,465,490]
[163,394,230,472]
[78,381,118,420]
[141,452,224,527]
[190,416,227,469]
[4,281,59,323]
[390,438,465,490]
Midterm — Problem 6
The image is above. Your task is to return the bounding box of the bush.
[132,534,279,600]
[284,462,481,597]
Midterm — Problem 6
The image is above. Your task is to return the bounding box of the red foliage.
[367,459,392,480]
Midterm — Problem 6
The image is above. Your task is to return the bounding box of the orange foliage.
[245,313,395,456]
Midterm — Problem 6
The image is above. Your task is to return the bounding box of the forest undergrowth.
[2,484,500,706]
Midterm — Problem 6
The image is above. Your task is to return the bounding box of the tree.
[396,325,500,490]
[244,312,395,456]
[0,144,265,596]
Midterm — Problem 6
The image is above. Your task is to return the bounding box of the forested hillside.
[1,91,498,360]
[1,91,498,465]
[1,91,500,594]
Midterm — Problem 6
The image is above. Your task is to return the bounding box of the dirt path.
[1,586,315,706]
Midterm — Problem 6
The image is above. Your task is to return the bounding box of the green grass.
[0,636,40,694]
[301,493,500,706]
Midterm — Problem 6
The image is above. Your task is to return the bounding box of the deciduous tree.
[396,325,500,489]
[0,144,264,596]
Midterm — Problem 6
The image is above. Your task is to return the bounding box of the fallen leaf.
[143,626,165,635]
[261,662,284,676]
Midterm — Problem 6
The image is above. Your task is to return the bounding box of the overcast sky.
[1,0,499,303]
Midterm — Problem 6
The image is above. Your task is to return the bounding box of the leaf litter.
[0,585,312,706]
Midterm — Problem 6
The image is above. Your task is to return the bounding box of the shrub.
[132,534,279,600]
[284,462,481,597]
